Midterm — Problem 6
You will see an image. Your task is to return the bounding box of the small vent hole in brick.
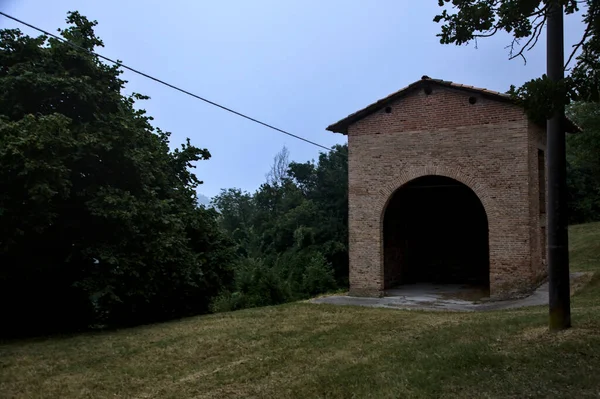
[469,96,477,104]
[385,106,392,114]
[424,86,433,95]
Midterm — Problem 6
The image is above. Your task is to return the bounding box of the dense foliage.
[0,11,348,336]
[0,12,235,336]
[567,102,600,223]
[211,145,348,311]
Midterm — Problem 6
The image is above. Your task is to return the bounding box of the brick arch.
[375,165,496,292]
[375,165,495,223]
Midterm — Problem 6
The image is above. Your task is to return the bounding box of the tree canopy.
[435,0,600,119]
[567,102,600,222]
[210,145,348,312]
[0,12,235,336]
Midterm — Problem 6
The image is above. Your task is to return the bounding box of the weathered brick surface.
[341,84,547,299]
[528,121,548,285]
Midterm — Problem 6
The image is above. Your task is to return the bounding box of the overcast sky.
[0,0,586,198]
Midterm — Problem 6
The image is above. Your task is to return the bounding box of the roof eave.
[325,125,348,134]
[325,80,513,135]
[325,77,581,134]
[328,114,581,135]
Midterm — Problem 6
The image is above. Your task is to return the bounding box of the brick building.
[326,76,573,299]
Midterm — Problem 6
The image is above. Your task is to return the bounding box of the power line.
[0,11,334,152]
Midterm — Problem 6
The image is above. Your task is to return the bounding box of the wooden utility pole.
[546,0,572,331]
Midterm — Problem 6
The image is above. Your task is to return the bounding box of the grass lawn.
[2,224,600,399]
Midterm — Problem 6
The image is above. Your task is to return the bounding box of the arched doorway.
[383,175,490,291]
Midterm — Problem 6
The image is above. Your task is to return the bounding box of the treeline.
[210,145,348,312]
[0,13,347,337]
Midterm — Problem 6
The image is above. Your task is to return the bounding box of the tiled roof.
[417,76,511,99]
[326,76,577,134]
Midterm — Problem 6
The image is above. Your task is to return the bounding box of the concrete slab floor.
[310,272,591,312]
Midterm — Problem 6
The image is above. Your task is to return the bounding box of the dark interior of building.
[383,175,490,290]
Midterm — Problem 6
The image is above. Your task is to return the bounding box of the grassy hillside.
[2,223,600,399]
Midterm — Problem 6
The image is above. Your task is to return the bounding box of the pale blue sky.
[0,0,585,198]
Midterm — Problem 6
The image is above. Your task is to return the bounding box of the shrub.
[301,253,337,296]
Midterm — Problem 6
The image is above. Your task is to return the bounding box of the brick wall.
[528,121,548,285]
[345,85,546,298]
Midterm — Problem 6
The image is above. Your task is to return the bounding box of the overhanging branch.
[507,11,548,64]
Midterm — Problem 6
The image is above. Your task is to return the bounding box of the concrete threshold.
[310,272,591,312]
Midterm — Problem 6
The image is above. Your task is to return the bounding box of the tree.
[265,145,290,186]
[211,188,258,257]
[566,102,600,223]
[288,144,349,282]
[568,102,600,176]
[0,12,234,336]
[211,144,348,312]
[434,1,599,113]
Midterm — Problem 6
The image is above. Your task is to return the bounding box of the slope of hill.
[2,223,600,399]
